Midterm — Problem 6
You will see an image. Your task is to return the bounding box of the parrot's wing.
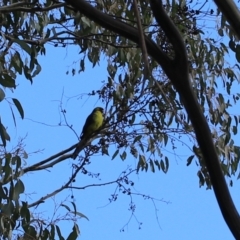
[73,109,104,159]
[80,113,95,139]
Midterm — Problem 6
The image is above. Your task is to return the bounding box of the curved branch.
[213,0,240,39]
[64,0,172,72]
[150,0,188,66]
[23,144,76,173]
[0,2,68,13]
[150,1,240,237]
[0,1,28,11]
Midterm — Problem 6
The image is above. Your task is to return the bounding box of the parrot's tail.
[72,144,81,159]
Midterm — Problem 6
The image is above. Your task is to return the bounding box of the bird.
[72,107,104,159]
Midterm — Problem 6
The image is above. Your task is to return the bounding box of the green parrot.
[72,107,104,159]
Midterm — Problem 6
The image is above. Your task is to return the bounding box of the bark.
[214,0,240,39]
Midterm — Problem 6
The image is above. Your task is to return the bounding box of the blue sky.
[2,40,240,240]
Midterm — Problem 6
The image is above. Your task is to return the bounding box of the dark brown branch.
[150,0,240,238]
[0,1,29,10]
[23,134,103,172]
[0,2,68,13]
[23,144,76,173]
[64,0,171,72]
[4,31,136,49]
[213,0,240,39]
[149,0,188,82]
[69,180,117,190]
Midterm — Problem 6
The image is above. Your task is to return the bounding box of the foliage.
[0,0,240,238]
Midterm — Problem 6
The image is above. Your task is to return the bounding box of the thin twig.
[132,0,150,96]
[28,159,86,208]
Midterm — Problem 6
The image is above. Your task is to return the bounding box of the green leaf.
[72,211,89,221]
[0,88,5,102]
[3,164,11,183]
[30,47,36,71]
[197,171,205,187]
[149,159,155,173]
[137,154,146,172]
[111,149,119,160]
[12,155,22,171]
[236,44,240,63]
[10,107,16,127]
[2,201,14,217]
[67,224,80,240]
[218,28,223,37]
[160,159,165,173]
[71,201,77,216]
[56,225,65,240]
[9,180,14,199]
[40,47,46,55]
[2,187,8,198]
[165,156,169,172]
[15,180,25,194]
[20,201,30,223]
[11,52,23,74]
[0,216,5,232]
[129,114,135,125]
[232,126,237,135]
[81,17,91,27]
[79,59,85,72]
[0,185,8,199]
[234,115,238,127]
[120,151,127,161]
[12,98,24,119]
[61,204,71,211]
[14,39,31,55]
[50,224,55,239]
[23,65,32,82]
[45,29,51,39]
[224,132,231,145]
[27,225,37,239]
[42,228,50,240]
[0,75,16,88]
[229,40,236,52]
[23,151,28,159]
[186,155,194,166]
[154,160,160,170]
[164,134,168,146]
[32,64,42,77]
[102,146,109,156]
[133,135,142,144]
[0,120,10,146]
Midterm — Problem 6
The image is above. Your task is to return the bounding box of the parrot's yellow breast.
[89,110,103,130]
[81,109,104,139]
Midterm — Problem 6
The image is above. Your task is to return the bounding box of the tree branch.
[149,0,188,81]
[213,0,240,39]
[64,0,171,72]
[132,0,150,95]
[0,2,68,13]
[28,160,85,208]
[150,0,240,237]
[23,144,76,173]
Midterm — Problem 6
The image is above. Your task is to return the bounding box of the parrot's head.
[93,107,104,114]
